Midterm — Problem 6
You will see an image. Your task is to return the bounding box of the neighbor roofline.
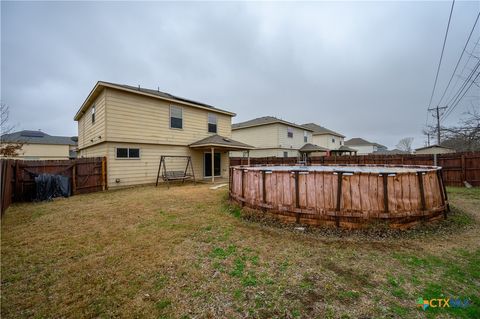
[189,143,253,150]
[415,145,455,151]
[311,131,345,138]
[232,120,314,132]
[74,81,236,120]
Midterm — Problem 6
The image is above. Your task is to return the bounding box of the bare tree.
[441,108,480,152]
[396,137,414,153]
[0,103,23,157]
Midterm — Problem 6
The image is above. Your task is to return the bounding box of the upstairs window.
[332,138,336,143]
[170,106,183,129]
[116,147,140,159]
[304,131,308,142]
[91,105,96,124]
[208,113,217,133]
[287,127,293,138]
[340,140,343,145]
[283,151,288,158]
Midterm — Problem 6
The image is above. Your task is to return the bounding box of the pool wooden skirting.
[229,165,449,229]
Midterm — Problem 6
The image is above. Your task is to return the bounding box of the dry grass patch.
[1,184,479,318]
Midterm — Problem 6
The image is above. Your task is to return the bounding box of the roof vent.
[223,138,231,143]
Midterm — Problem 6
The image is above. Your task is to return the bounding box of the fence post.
[14,160,20,201]
[101,157,106,191]
[461,154,466,183]
[72,161,77,195]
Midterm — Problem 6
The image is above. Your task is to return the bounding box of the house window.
[332,138,336,143]
[170,106,183,129]
[91,105,95,124]
[283,151,288,158]
[340,140,343,145]
[208,113,217,133]
[287,127,293,138]
[116,147,140,159]
[304,131,308,143]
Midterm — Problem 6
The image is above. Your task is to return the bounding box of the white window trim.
[287,127,294,138]
[207,113,218,133]
[115,147,141,160]
[91,105,96,124]
[169,105,183,130]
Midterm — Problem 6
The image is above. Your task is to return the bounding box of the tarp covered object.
[34,173,71,201]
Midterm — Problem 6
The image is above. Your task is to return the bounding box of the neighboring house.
[231,116,314,158]
[301,123,345,150]
[415,145,456,155]
[344,138,387,155]
[0,130,77,160]
[74,81,251,187]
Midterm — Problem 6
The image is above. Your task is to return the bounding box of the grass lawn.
[1,184,479,318]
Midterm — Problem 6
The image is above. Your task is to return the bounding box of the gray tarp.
[34,173,71,201]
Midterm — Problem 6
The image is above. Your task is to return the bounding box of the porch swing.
[155,155,196,188]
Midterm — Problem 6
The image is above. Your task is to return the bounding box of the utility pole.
[428,106,448,145]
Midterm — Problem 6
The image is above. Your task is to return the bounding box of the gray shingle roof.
[1,130,77,146]
[114,83,221,111]
[337,145,358,152]
[299,143,330,152]
[189,134,253,150]
[345,137,386,149]
[232,116,314,131]
[301,123,345,138]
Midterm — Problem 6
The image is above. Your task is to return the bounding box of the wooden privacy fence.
[0,157,107,216]
[230,152,480,187]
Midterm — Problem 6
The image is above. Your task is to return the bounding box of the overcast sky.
[2,1,479,149]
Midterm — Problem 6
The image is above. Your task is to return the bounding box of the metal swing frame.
[155,155,196,188]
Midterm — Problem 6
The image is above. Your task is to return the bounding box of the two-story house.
[74,81,251,187]
[300,123,345,150]
[344,137,387,155]
[231,116,315,158]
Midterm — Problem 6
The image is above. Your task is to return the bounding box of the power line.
[442,71,480,120]
[427,0,456,109]
[443,36,480,107]
[435,11,480,107]
[444,58,480,114]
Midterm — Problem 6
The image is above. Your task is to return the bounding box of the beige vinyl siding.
[415,147,455,155]
[78,89,106,150]
[347,145,374,155]
[277,125,311,150]
[105,89,231,145]
[232,124,280,149]
[78,143,108,158]
[231,148,300,158]
[231,123,311,158]
[311,134,344,150]
[7,143,70,160]
[79,142,229,188]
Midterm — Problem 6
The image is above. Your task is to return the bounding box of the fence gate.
[0,157,107,216]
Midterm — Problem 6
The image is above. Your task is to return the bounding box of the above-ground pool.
[229,164,449,229]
